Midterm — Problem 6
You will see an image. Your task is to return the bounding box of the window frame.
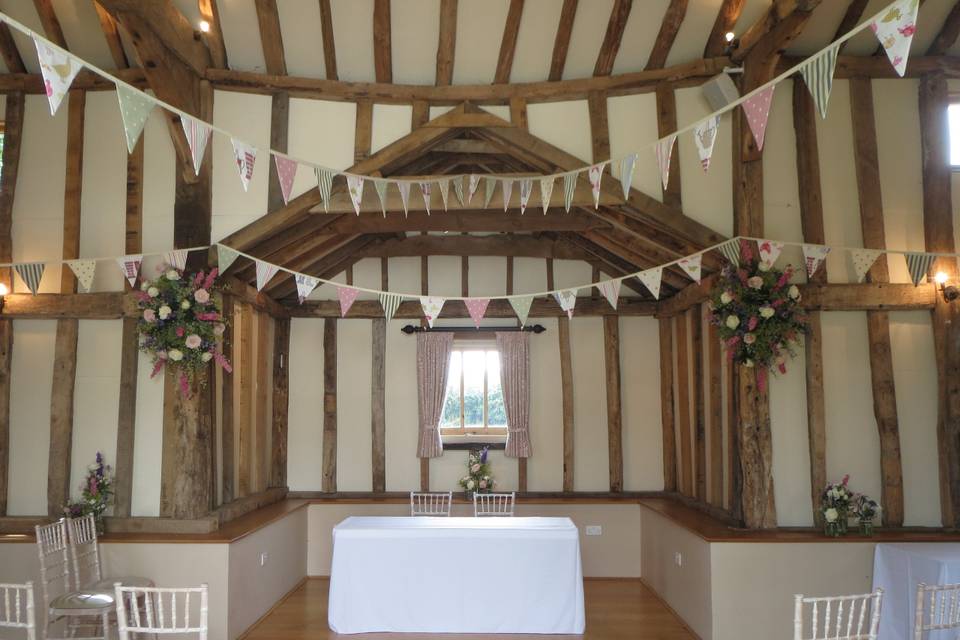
[439,341,508,438]
[948,101,960,171]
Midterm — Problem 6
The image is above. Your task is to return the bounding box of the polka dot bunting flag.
[742,84,776,151]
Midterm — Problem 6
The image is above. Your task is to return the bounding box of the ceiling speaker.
[701,73,740,113]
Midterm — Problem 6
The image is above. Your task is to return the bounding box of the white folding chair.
[914,582,960,640]
[35,519,113,640]
[0,582,36,640]
[114,583,208,640]
[67,515,155,592]
[410,491,453,516]
[473,492,516,517]
[793,589,883,640]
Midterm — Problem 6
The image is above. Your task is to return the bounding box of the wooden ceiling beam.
[32,0,67,47]
[318,0,338,80]
[833,0,868,53]
[254,0,286,76]
[327,210,604,234]
[704,0,745,57]
[98,0,209,75]
[291,296,657,318]
[549,0,578,81]
[268,235,379,298]
[373,0,392,83]
[357,234,596,260]
[645,0,688,71]
[928,0,960,56]
[494,0,524,84]
[198,0,228,68]
[559,233,663,297]
[93,1,129,69]
[0,24,26,74]
[436,0,457,85]
[731,0,822,64]
[594,0,633,76]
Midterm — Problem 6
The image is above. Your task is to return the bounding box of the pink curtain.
[416,332,454,458]
[496,332,531,458]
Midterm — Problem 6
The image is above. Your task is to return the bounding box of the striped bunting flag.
[800,44,839,119]
[509,296,534,327]
[717,239,740,266]
[453,176,466,206]
[419,181,432,215]
[484,177,496,208]
[316,168,335,212]
[562,172,577,213]
[379,292,403,321]
[501,179,514,212]
[397,181,411,217]
[217,244,240,272]
[180,115,211,175]
[619,153,637,199]
[468,174,481,204]
[905,252,935,286]
[255,260,279,292]
[15,262,45,295]
[597,280,619,310]
[636,267,663,300]
[66,259,96,293]
[373,179,389,217]
[540,177,555,214]
[438,178,450,211]
[164,249,188,270]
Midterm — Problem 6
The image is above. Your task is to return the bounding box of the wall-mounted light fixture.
[935,271,959,302]
[198,20,211,33]
[724,31,740,54]
[0,282,7,314]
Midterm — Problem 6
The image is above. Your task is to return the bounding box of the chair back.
[793,589,883,640]
[34,520,72,612]
[410,491,453,516]
[914,582,960,640]
[114,583,208,640]
[473,492,515,517]
[0,582,36,640]
[66,515,102,590]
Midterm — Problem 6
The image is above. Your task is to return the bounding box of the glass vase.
[859,518,874,537]
[823,521,841,537]
[837,508,849,534]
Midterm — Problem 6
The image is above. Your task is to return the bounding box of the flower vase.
[837,509,849,535]
[859,519,874,537]
[464,490,473,501]
[824,521,841,538]
[94,515,105,537]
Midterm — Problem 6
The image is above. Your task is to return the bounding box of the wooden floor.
[243,577,695,640]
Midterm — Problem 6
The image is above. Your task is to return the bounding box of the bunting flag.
[800,44,839,119]
[34,37,83,116]
[419,181,433,215]
[870,0,920,77]
[373,179,389,217]
[904,252,935,286]
[484,177,496,208]
[180,115,211,175]
[851,248,882,283]
[398,181,411,216]
[502,179,514,212]
[116,84,155,154]
[453,176,466,206]
[519,178,532,214]
[693,116,720,172]
[465,298,490,328]
[743,84,775,151]
[164,249,188,270]
[509,296,534,327]
[347,175,364,215]
[255,260,279,291]
[438,178,450,211]
[717,239,740,266]
[420,296,445,328]
[274,155,298,205]
[656,135,677,191]
[468,174,481,204]
[66,259,96,293]
[637,267,663,300]
[116,255,142,287]
[802,244,831,278]
[296,274,321,304]
[231,139,257,192]
[14,262,44,295]
[316,168,335,212]
[758,240,784,270]
[562,172,577,213]
[678,253,703,284]
[540,176,555,214]
[554,288,578,318]
[379,292,402,321]
[587,164,604,208]
[597,280,619,310]
[217,244,240,272]
[619,153,636,199]
[336,285,360,315]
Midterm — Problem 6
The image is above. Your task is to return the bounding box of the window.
[440,342,507,437]
[949,103,960,168]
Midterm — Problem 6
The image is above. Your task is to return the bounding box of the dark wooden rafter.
[594,0,633,76]
[549,0,578,81]
[93,2,129,69]
[703,0,745,57]
[198,0,228,68]
[928,0,960,56]
[587,91,610,162]
[0,23,25,74]
[658,318,677,492]
[322,319,337,492]
[254,0,286,75]
[32,0,67,47]
[604,316,623,492]
[318,0,338,80]
[436,0,457,85]
[834,0,869,53]
[373,0,392,83]
[645,0,688,71]
[732,0,823,65]
[494,0,524,84]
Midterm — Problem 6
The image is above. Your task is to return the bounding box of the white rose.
[788,284,800,300]
[201,352,213,362]
[466,479,475,490]
[824,508,838,523]
[158,305,172,320]
[725,315,740,330]
[166,270,181,280]
[140,282,149,291]
[181,300,191,310]
[720,291,733,305]
[758,261,772,272]
[759,306,775,319]
[167,349,184,362]
[147,287,159,298]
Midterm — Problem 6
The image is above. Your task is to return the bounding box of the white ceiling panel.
[2,0,46,73]
[452,0,510,85]
[277,0,325,78]
[510,0,562,83]
[391,0,439,85]
[562,0,614,79]
[612,0,671,74]
[665,0,721,67]
[218,0,266,71]
[330,0,375,82]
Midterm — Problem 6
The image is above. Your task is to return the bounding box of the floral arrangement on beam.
[459,446,495,498]
[64,452,113,534]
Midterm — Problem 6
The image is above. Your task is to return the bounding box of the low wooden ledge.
[292,490,662,504]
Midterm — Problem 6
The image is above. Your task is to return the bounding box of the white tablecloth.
[873,543,960,640]
[328,516,585,634]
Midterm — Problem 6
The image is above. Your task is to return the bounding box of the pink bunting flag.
[742,85,775,151]
[274,155,298,205]
[255,260,279,291]
[757,240,784,270]
[347,175,364,215]
[465,298,490,328]
[116,255,142,287]
[587,164,604,209]
[656,135,677,191]
[337,286,360,316]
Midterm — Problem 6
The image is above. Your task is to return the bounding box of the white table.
[873,543,960,640]
[327,516,585,634]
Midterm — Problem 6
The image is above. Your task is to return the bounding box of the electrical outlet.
[674,552,682,567]
[585,525,602,536]
[260,552,268,567]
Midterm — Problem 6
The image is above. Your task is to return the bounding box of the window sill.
[441,436,506,451]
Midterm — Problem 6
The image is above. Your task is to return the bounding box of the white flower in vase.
[824,508,838,523]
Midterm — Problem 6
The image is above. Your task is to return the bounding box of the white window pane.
[949,104,960,166]
[463,351,485,428]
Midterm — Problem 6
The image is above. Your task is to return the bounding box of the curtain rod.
[400,324,546,334]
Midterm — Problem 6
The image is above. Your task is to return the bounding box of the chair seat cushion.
[88,576,155,592]
[49,590,114,613]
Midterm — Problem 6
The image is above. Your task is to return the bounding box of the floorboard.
[242,577,696,639]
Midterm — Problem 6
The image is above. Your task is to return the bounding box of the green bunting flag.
[800,44,839,119]
[116,84,155,154]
